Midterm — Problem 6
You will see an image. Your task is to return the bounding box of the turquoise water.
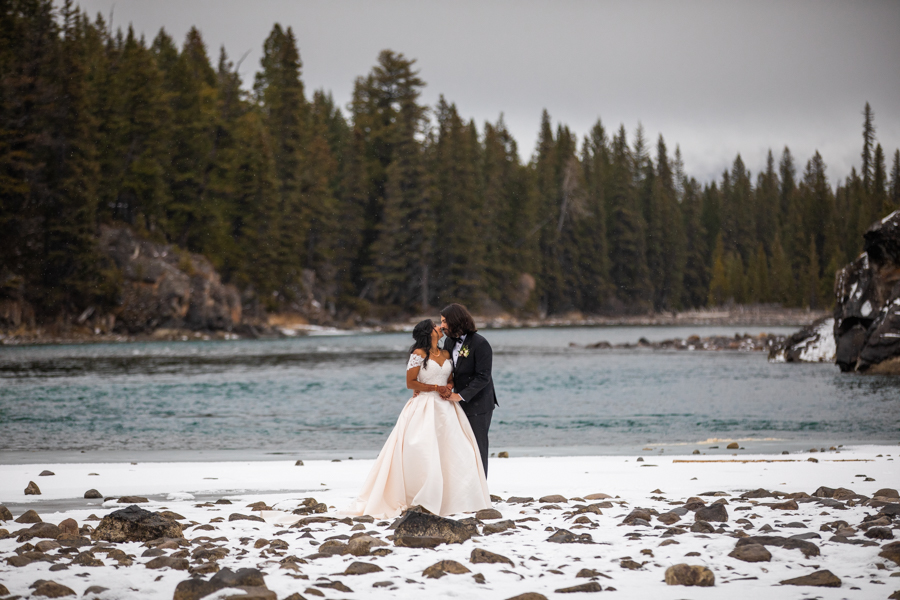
[1,326,898,462]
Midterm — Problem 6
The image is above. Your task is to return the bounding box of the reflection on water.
[1,326,898,455]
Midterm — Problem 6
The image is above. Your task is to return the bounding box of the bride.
[345,319,492,518]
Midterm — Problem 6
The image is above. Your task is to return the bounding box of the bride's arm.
[406,350,442,394]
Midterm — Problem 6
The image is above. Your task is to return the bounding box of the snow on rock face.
[832,210,900,373]
[769,317,835,363]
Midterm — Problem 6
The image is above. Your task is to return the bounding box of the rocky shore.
[0,450,897,599]
[575,332,788,353]
[0,306,827,347]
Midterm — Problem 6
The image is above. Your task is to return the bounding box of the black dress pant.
[466,410,493,478]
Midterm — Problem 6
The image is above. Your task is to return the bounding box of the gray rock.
[622,508,653,525]
[864,527,893,540]
[690,521,715,534]
[475,508,502,520]
[740,488,777,499]
[736,535,820,557]
[173,567,268,600]
[539,495,567,504]
[483,520,515,535]
[31,581,76,598]
[393,535,445,548]
[392,508,476,543]
[547,529,593,544]
[554,582,604,593]
[84,489,102,499]
[145,556,188,570]
[15,509,42,523]
[695,504,728,522]
[422,560,469,578]
[879,541,900,565]
[506,497,534,504]
[228,513,265,523]
[344,561,383,575]
[92,505,182,543]
[780,569,842,587]
[728,543,771,562]
[470,548,514,565]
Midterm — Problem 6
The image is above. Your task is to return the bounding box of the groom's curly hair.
[440,303,477,338]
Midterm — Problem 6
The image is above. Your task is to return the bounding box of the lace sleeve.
[407,354,425,370]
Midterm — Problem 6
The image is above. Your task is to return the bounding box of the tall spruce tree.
[890,149,900,212]
[861,102,875,193]
[361,51,432,309]
[255,24,308,303]
[681,177,707,307]
[608,126,651,311]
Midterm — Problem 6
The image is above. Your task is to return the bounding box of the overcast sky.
[69,0,899,185]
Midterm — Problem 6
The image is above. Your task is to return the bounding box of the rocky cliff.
[98,227,246,333]
[833,211,900,373]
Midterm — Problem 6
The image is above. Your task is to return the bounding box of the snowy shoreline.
[1,446,898,599]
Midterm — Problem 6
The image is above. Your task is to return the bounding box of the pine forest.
[3,2,900,327]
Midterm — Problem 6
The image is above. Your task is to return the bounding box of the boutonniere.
[459,345,470,358]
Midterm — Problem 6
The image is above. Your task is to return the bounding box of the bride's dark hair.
[409,319,435,368]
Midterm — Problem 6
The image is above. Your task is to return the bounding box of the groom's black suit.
[445,332,497,477]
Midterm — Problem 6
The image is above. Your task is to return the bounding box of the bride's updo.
[409,319,435,368]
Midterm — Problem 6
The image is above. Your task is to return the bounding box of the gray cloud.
[71,0,899,183]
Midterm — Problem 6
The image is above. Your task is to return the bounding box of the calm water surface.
[1,326,898,462]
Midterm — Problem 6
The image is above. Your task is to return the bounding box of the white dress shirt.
[451,334,467,367]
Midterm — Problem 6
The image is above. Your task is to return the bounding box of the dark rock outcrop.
[768,317,835,363]
[834,210,900,372]
[91,505,182,543]
[99,226,243,333]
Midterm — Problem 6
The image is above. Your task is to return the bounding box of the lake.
[1,326,897,463]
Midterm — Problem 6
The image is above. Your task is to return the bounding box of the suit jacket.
[445,331,498,416]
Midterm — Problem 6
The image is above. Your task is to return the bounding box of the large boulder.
[391,507,476,544]
[833,211,900,372]
[91,505,182,543]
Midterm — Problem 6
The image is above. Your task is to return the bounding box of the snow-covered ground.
[1,446,898,599]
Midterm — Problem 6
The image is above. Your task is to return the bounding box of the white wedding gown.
[344,354,492,518]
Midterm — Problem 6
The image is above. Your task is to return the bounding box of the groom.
[440,303,498,477]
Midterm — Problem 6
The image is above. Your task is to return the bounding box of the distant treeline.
[2,1,899,322]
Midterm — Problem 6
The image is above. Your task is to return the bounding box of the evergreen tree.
[608,126,651,311]
[891,149,900,213]
[578,119,612,312]
[768,233,792,306]
[255,24,308,303]
[778,147,796,241]
[804,235,820,309]
[164,27,220,252]
[861,102,875,193]
[649,136,685,311]
[483,116,535,310]
[681,178,707,307]
[362,51,432,309]
[432,98,483,306]
[707,234,728,306]
[755,150,779,253]
[872,143,888,217]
